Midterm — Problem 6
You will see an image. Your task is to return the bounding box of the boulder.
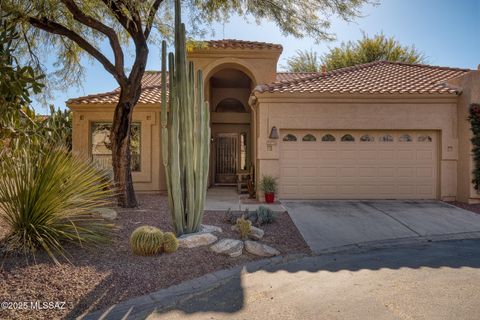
[248,226,265,240]
[210,239,244,257]
[231,225,264,240]
[244,241,280,257]
[178,233,218,248]
[93,207,118,220]
[200,224,223,234]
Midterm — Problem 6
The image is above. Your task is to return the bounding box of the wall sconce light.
[269,126,279,139]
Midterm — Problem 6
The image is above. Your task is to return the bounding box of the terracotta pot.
[264,192,275,203]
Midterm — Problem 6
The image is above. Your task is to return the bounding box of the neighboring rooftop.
[255,61,471,95]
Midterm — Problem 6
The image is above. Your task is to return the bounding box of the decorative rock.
[178,232,218,248]
[93,208,118,220]
[200,224,223,234]
[244,241,280,257]
[210,239,244,257]
[231,225,264,240]
[248,226,265,240]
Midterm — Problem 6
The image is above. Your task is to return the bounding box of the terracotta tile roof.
[67,71,167,105]
[200,39,282,51]
[67,61,471,105]
[256,61,471,95]
[276,72,319,82]
[68,71,310,105]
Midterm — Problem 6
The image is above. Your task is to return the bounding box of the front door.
[215,133,238,183]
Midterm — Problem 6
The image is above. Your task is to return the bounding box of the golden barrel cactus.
[162,232,179,254]
[130,226,164,256]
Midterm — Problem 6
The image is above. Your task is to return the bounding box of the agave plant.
[0,145,114,264]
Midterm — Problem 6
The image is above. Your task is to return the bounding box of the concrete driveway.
[284,200,480,253]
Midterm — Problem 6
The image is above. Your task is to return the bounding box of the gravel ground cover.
[0,194,309,320]
[447,201,480,215]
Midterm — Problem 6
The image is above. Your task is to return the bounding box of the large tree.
[2,0,371,207]
[285,33,427,72]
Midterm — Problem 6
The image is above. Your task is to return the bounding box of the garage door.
[279,130,438,200]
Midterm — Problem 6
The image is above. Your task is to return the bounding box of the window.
[399,134,413,142]
[418,135,432,142]
[91,122,141,172]
[321,134,336,142]
[302,134,316,142]
[283,134,297,142]
[341,134,355,142]
[379,134,394,142]
[215,98,246,113]
[360,134,374,142]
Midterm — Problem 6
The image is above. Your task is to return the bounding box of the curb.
[79,253,306,320]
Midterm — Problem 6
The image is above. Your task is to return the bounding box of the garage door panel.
[358,167,377,177]
[280,130,437,200]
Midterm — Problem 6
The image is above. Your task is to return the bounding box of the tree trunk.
[110,42,148,208]
[111,90,138,208]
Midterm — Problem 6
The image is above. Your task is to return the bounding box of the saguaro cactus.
[161,0,210,235]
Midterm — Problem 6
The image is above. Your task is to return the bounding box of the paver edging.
[80,253,307,319]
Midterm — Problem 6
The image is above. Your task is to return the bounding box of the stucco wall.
[253,94,460,200]
[448,70,480,203]
[70,105,164,192]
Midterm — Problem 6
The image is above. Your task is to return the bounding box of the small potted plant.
[259,175,278,203]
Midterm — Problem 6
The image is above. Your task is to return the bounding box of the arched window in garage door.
[399,134,413,142]
[360,134,375,142]
[379,134,394,142]
[283,134,297,142]
[321,134,336,142]
[302,134,317,142]
[341,134,355,142]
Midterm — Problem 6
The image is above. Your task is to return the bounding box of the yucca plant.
[0,145,114,264]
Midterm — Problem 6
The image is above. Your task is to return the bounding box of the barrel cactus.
[162,232,179,253]
[161,0,210,236]
[130,226,164,256]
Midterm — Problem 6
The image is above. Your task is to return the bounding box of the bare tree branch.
[144,0,163,39]
[100,0,138,39]
[27,16,126,86]
[60,0,127,83]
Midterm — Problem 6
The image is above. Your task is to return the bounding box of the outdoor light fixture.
[269,126,279,139]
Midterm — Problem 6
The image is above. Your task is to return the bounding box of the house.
[67,40,480,203]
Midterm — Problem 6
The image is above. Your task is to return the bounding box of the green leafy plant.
[256,206,275,225]
[259,175,278,194]
[0,145,114,264]
[130,226,164,256]
[236,215,252,240]
[469,103,480,190]
[162,232,179,254]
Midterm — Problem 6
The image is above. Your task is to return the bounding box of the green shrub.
[130,226,164,256]
[236,215,252,240]
[258,175,278,194]
[162,232,179,254]
[256,206,275,225]
[0,146,113,263]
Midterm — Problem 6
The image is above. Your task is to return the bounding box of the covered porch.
[205,187,285,212]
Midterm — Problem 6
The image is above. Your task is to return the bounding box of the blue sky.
[33,0,479,113]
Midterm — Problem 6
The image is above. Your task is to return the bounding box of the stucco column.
[449,69,480,203]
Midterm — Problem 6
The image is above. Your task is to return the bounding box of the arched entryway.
[206,67,254,186]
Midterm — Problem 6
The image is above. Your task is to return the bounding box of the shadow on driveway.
[85,238,480,320]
